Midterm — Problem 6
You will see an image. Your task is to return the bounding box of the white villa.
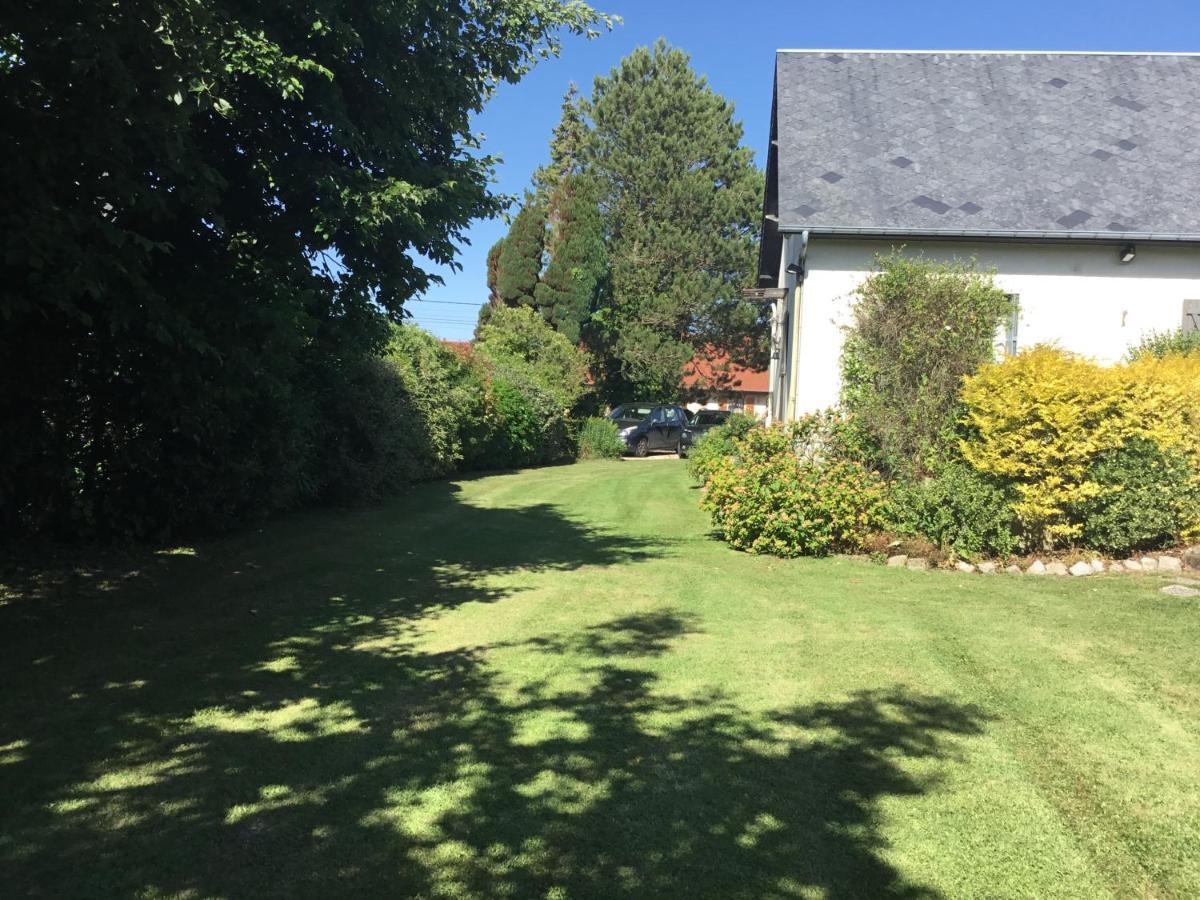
[758,50,1200,420]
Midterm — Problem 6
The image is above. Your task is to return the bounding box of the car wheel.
[634,436,649,458]
[676,441,686,458]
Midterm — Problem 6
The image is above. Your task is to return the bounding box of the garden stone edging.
[884,547,1200,579]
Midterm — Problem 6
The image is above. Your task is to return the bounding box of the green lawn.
[2,460,1199,899]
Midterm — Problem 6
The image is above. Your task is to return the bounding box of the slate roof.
[769,51,1200,240]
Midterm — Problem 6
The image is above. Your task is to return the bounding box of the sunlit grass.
[1,460,1199,897]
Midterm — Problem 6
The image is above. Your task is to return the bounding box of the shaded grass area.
[2,461,1199,898]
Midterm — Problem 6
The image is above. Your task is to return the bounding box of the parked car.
[606,402,657,430]
[678,409,732,458]
[613,404,689,457]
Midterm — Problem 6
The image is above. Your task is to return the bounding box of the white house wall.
[791,238,1200,415]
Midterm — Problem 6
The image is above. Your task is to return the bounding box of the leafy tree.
[476,306,590,410]
[534,176,607,343]
[495,194,547,307]
[0,0,610,539]
[583,41,763,401]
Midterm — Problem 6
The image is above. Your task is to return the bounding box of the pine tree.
[494,195,546,307]
[534,175,607,343]
[584,41,763,401]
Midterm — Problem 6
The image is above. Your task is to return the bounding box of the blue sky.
[409,0,1199,340]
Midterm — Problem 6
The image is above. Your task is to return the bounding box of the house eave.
[775,224,1200,244]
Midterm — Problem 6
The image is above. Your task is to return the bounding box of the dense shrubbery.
[698,419,887,558]
[699,252,1200,560]
[1126,328,1200,361]
[890,461,1022,560]
[840,253,1013,477]
[960,346,1200,551]
[279,311,593,512]
[577,418,625,459]
[684,412,760,482]
[1076,438,1200,555]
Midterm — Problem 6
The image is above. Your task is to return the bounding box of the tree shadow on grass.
[1,482,986,898]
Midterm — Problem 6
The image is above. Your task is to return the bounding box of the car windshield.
[609,404,653,421]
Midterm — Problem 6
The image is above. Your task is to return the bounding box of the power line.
[412,299,484,306]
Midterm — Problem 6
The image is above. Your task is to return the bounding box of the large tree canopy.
[585,41,763,401]
[0,0,609,538]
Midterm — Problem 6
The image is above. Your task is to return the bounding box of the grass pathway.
[2,460,1198,898]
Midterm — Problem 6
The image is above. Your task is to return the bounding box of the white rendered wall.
[790,239,1200,415]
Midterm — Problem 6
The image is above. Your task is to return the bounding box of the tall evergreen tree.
[494,195,546,307]
[486,238,505,306]
[534,175,607,343]
[584,41,763,401]
[534,84,588,199]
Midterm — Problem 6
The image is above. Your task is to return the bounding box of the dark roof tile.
[772,51,1200,236]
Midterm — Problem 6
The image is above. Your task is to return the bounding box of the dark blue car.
[609,404,689,457]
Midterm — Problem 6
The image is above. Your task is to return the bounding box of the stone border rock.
[884,551,1197,577]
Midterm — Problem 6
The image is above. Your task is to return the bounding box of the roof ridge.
[776,49,1200,57]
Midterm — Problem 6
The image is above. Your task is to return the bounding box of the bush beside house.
[695,254,1200,563]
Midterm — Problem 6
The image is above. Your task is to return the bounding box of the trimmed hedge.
[960,346,1200,551]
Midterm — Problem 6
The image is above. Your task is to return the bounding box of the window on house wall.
[1183,299,1200,333]
[1005,295,1020,356]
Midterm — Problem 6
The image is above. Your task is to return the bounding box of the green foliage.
[959,346,1200,549]
[475,306,591,465]
[841,253,1014,477]
[1125,328,1200,361]
[495,196,547,307]
[685,412,760,483]
[485,380,544,469]
[891,461,1022,560]
[583,41,764,402]
[702,426,887,557]
[0,0,611,540]
[577,417,626,459]
[486,240,504,306]
[320,327,472,502]
[534,175,608,343]
[534,83,589,196]
[1075,438,1200,556]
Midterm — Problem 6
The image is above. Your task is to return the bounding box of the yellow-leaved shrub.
[959,346,1200,548]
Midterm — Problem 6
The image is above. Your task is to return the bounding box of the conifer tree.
[485,238,504,306]
[584,41,762,401]
[534,84,588,199]
[494,195,546,307]
[534,175,607,343]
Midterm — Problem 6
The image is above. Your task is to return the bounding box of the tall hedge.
[840,253,1014,477]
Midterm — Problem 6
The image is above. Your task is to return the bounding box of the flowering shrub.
[701,425,887,557]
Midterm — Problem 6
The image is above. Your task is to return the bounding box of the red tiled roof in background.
[681,349,769,394]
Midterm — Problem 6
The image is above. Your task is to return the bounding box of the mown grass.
[2,460,1199,898]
